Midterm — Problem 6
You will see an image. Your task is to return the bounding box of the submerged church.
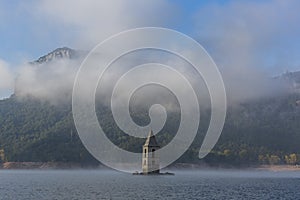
[142,129,160,174]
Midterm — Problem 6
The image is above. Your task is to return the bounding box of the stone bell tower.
[142,129,160,174]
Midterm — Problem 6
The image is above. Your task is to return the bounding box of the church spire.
[143,129,160,147]
[142,129,160,174]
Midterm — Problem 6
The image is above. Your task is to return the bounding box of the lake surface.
[0,170,300,200]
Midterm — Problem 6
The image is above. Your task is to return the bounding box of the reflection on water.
[0,170,300,200]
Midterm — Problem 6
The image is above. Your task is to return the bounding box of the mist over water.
[1,170,300,200]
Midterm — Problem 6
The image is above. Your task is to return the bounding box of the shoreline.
[1,162,300,171]
[0,162,104,170]
[255,164,300,172]
[167,163,300,172]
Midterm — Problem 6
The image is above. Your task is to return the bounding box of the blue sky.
[0,0,300,98]
[0,0,272,64]
[0,0,72,64]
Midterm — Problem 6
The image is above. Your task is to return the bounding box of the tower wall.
[142,146,160,174]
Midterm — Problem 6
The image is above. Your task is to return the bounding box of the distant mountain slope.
[276,71,300,92]
[0,47,300,166]
[0,96,94,163]
[1,91,300,165]
[31,47,84,64]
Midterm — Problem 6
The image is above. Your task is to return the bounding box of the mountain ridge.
[30,47,85,65]
[0,47,300,166]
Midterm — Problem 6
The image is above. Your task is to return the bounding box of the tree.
[0,149,5,162]
[268,155,281,165]
[285,153,298,165]
[258,155,268,164]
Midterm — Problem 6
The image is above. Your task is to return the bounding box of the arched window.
[152,149,155,157]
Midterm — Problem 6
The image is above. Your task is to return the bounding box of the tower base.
[132,171,174,176]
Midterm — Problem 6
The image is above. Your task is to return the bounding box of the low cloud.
[15,59,79,104]
[13,0,177,103]
[194,0,300,103]
[8,1,300,106]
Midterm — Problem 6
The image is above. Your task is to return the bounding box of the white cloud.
[193,0,300,103]
[36,0,177,49]
[0,59,14,98]
[12,0,179,104]
[11,0,298,105]
[15,59,79,104]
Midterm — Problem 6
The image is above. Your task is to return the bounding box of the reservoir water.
[0,170,300,199]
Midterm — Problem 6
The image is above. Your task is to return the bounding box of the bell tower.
[142,129,160,174]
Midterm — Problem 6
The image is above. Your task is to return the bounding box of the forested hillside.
[1,47,300,167]
[0,92,300,166]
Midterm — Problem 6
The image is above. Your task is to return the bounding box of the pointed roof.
[143,129,160,147]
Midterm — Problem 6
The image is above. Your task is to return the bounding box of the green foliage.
[285,153,299,165]
[0,93,300,166]
[0,149,4,162]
